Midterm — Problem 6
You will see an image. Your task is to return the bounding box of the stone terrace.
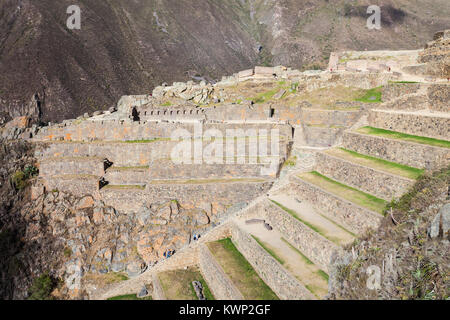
[27,30,450,300]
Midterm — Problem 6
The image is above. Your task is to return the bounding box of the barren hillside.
[0,0,449,122]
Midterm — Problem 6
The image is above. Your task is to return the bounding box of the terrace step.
[198,243,244,300]
[368,109,450,140]
[342,130,450,170]
[269,194,355,246]
[316,149,417,200]
[286,173,384,235]
[157,266,214,300]
[105,166,149,185]
[301,109,361,127]
[148,162,275,180]
[205,239,279,300]
[44,174,101,198]
[39,156,105,177]
[260,198,342,272]
[302,125,345,147]
[232,219,328,299]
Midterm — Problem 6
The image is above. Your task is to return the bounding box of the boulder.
[137,285,148,298]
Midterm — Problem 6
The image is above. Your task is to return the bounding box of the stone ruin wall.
[100,181,273,215]
[230,223,315,300]
[315,152,414,200]
[368,110,450,140]
[34,121,293,143]
[284,176,383,236]
[342,132,450,170]
[238,199,341,273]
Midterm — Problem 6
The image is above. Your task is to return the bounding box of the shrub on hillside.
[27,273,57,300]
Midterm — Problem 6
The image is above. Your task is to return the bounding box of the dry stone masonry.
[2,29,448,300]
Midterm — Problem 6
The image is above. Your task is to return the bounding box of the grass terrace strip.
[329,148,424,180]
[280,238,314,265]
[298,171,388,214]
[356,126,450,149]
[251,235,285,265]
[207,238,279,300]
[270,200,338,243]
[158,267,214,300]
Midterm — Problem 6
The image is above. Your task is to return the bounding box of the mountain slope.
[0,0,449,122]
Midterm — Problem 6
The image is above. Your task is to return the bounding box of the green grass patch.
[210,238,279,300]
[252,235,285,265]
[355,86,382,103]
[299,172,387,214]
[161,101,172,107]
[357,127,450,149]
[197,278,215,301]
[388,81,420,84]
[107,294,152,300]
[335,148,424,180]
[123,139,161,144]
[283,156,297,168]
[252,88,279,104]
[316,270,329,282]
[280,238,313,265]
[159,268,215,300]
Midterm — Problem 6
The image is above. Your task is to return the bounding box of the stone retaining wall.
[37,141,171,167]
[138,104,271,122]
[379,94,429,111]
[230,224,314,300]
[45,176,100,199]
[148,162,271,179]
[40,157,104,177]
[198,244,244,300]
[428,84,450,112]
[144,181,273,214]
[303,125,344,147]
[100,181,273,214]
[152,274,166,300]
[241,199,339,272]
[34,120,293,143]
[342,132,450,170]
[315,152,414,200]
[285,177,383,235]
[301,109,361,127]
[105,168,149,185]
[382,83,423,101]
[368,109,450,140]
[37,138,288,168]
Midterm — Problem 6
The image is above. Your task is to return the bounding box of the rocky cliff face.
[1,0,449,122]
[0,139,213,299]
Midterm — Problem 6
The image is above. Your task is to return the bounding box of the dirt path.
[269,194,355,245]
[233,217,329,298]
